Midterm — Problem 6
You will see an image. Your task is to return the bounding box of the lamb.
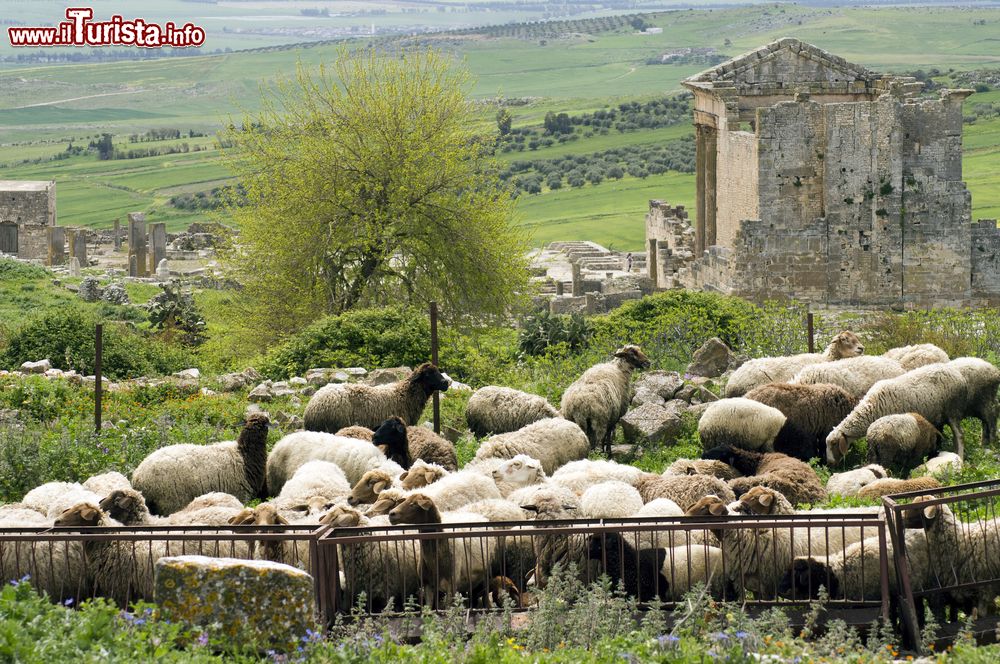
[744,382,859,460]
[550,459,645,495]
[388,494,498,606]
[865,413,940,474]
[560,344,651,454]
[948,357,1000,447]
[580,481,643,518]
[826,363,969,463]
[685,487,797,599]
[347,467,401,506]
[266,430,392,493]
[634,472,735,512]
[724,331,865,398]
[914,451,963,478]
[99,489,246,526]
[399,459,450,490]
[278,460,351,504]
[390,423,457,471]
[473,417,589,476]
[790,356,905,400]
[826,465,888,497]
[697,398,807,454]
[82,472,132,498]
[363,469,502,514]
[664,458,742,482]
[466,386,559,438]
[490,454,548,497]
[22,482,100,519]
[303,363,450,432]
[856,476,942,500]
[701,445,827,506]
[132,414,270,515]
[883,344,950,371]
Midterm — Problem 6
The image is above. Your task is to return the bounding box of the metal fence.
[318,512,890,628]
[884,479,1000,649]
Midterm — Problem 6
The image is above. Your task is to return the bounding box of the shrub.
[518,310,593,357]
[144,280,207,346]
[0,258,48,281]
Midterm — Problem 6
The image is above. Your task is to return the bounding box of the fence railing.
[883,479,1000,649]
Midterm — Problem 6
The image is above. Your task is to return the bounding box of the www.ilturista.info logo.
[7,8,206,48]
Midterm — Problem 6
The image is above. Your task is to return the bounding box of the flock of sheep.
[2,335,999,623]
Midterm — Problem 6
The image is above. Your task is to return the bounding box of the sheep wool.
[826,363,968,463]
[473,417,589,476]
[491,454,547,497]
[81,472,132,498]
[724,331,865,397]
[790,356,905,399]
[550,459,645,495]
[278,460,352,504]
[664,458,742,481]
[856,476,942,500]
[132,414,270,515]
[334,426,375,442]
[744,382,858,460]
[560,345,651,454]
[399,459,451,491]
[826,465,888,497]
[266,430,387,494]
[883,344,950,371]
[0,506,87,602]
[634,472,735,512]
[580,481,643,518]
[466,386,559,438]
[915,452,963,478]
[304,363,450,432]
[865,413,939,474]
[948,357,1000,447]
[697,398,798,453]
[22,482,100,519]
[702,445,826,506]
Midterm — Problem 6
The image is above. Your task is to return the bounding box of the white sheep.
[665,458,742,481]
[491,454,548,497]
[98,489,247,527]
[506,483,579,512]
[948,357,1000,447]
[278,460,351,504]
[724,331,865,397]
[560,345,651,454]
[266,430,391,494]
[82,472,132,498]
[697,398,792,452]
[466,386,559,437]
[637,498,684,517]
[303,363,450,432]
[791,355,905,399]
[22,482,100,519]
[638,472,736,512]
[826,464,888,497]
[364,469,502,515]
[866,413,940,473]
[914,451,963,478]
[579,481,643,518]
[883,344,949,370]
[132,414,270,515]
[0,507,87,602]
[826,363,969,463]
[550,459,645,495]
[346,463,406,507]
[473,417,589,476]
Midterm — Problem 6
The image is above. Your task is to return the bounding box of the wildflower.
[657,634,680,649]
[63,597,74,607]
[711,632,730,642]
[735,631,749,640]
[197,632,209,647]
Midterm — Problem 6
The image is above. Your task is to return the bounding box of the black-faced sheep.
[701,445,826,506]
[865,413,940,474]
[131,414,270,516]
[724,331,865,398]
[826,363,968,463]
[883,344,950,371]
[304,363,449,432]
[560,345,651,454]
[587,532,669,603]
[466,386,559,438]
[744,382,858,461]
[790,356,905,400]
[473,417,589,476]
[374,417,458,471]
[698,398,809,455]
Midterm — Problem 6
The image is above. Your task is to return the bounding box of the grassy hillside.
[0,4,998,246]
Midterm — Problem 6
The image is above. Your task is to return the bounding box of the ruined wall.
[715,130,758,249]
[972,220,1000,299]
[16,225,49,261]
[0,183,55,227]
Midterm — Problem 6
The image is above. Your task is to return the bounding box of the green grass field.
[0,4,998,245]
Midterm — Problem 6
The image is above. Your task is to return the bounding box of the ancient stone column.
[113,218,122,251]
[72,230,87,266]
[555,280,564,296]
[647,237,658,286]
[47,226,65,266]
[571,262,582,297]
[127,212,147,277]
[704,126,718,249]
[695,124,706,256]
[149,223,167,276]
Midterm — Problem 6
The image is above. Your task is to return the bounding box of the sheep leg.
[949,417,965,460]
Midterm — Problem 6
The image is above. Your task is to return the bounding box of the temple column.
[695,124,706,255]
[704,126,718,248]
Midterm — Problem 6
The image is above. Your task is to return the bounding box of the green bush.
[1,310,191,380]
[0,258,48,281]
[518,310,592,357]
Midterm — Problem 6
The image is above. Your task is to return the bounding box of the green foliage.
[259,307,433,380]
[518,310,592,357]
[1,310,192,380]
[222,48,530,336]
[857,308,1000,360]
[144,280,207,346]
[0,258,48,281]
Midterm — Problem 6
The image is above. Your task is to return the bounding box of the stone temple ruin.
[646,38,1000,307]
[530,241,654,314]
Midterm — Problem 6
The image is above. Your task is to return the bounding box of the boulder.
[100,283,131,305]
[633,371,684,401]
[220,368,261,392]
[366,367,412,386]
[154,555,316,654]
[620,402,684,446]
[248,382,273,403]
[306,368,350,386]
[174,368,201,380]
[686,337,733,378]
[288,376,308,387]
[21,359,51,374]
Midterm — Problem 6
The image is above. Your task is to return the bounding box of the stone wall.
[972,220,1000,301]
[17,225,49,261]
[0,181,55,227]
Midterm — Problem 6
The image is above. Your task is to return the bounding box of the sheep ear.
[709,501,726,516]
[838,435,850,457]
[399,471,409,482]
[562,504,577,511]
[275,513,290,526]
[115,494,132,509]
[80,506,99,522]
[759,492,774,508]
[228,509,257,526]
[521,504,538,512]
[372,480,389,494]
[922,503,939,521]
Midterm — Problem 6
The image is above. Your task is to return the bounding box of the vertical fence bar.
[806,312,815,353]
[94,323,103,433]
[430,301,440,434]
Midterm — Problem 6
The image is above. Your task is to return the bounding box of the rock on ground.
[686,337,733,378]
[620,402,684,445]
[155,555,317,653]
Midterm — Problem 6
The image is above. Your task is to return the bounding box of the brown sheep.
[856,476,942,500]
[744,382,858,462]
[335,426,375,441]
[634,473,735,512]
[865,413,941,474]
[701,445,826,506]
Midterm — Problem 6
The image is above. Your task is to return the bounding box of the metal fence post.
[807,312,815,354]
[430,302,440,434]
[94,323,103,433]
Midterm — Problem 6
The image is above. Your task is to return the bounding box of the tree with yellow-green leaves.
[222,48,530,337]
